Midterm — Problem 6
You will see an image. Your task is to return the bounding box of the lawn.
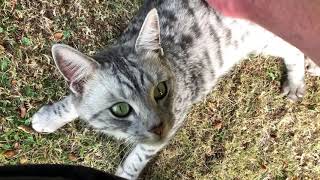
[1,0,320,179]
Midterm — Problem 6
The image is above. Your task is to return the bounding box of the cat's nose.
[149,122,164,136]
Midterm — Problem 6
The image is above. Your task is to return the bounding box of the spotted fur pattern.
[31,0,319,179]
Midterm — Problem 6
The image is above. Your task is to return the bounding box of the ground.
[1,0,320,179]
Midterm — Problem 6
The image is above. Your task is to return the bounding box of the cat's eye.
[154,81,168,101]
[110,102,131,118]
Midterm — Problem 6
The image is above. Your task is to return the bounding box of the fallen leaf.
[260,164,267,170]
[11,0,17,12]
[11,80,17,86]
[14,142,20,149]
[213,120,223,130]
[18,125,35,134]
[270,133,277,138]
[3,150,16,158]
[19,157,28,164]
[19,105,27,118]
[68,153,78,162]
[282,160,289,168]
[53,32,63,40]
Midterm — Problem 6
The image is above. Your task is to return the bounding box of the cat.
[31,0,320,179]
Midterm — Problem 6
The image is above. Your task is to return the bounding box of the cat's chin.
[141,137,168,145]
[141,131,171,145]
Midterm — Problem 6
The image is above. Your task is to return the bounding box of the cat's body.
[31,0,320,179]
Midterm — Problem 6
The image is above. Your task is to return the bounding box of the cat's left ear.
[135,8,164,55]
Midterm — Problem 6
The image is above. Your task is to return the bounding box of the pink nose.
[149,122,164,136]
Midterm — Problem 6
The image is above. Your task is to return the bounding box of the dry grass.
[1,0,320,179]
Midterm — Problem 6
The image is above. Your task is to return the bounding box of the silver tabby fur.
[31,0,320,179]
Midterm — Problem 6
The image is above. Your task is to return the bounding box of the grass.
[1,0,320,179]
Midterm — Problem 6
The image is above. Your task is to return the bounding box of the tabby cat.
[31,0,320,179]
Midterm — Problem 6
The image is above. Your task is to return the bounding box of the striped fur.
[32,0,319,179]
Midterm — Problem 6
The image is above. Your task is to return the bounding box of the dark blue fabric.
[0,164,124,180]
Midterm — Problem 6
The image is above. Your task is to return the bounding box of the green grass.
[1,0,320,179]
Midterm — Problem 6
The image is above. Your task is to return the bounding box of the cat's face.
[52,9,175,144]
[79,50,174,144]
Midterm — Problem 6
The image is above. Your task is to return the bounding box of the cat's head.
[52,9,175,144]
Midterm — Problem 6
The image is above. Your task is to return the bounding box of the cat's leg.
[305,57,320,76]
[280,51,305,101]
[261,38,306,101]
[32,95,78,133]
[115,143,165,180]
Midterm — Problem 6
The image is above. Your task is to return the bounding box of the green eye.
[110,102,131,117]
[154,81,168,101]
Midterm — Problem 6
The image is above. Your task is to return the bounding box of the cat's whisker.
[117,138,135,166]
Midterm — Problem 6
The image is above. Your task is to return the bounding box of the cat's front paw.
[281,80,305,101]
[32,105,65,133]
[115,166,138,180]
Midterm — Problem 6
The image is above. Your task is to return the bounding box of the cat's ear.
[52,44,99,95]
[135,8,163,55]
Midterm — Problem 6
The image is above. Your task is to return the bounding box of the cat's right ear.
[52,44,99,95]
[135,8,163,55]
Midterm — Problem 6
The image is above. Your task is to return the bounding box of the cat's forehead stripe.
[126,59,154,85]
[111,57,143,93]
